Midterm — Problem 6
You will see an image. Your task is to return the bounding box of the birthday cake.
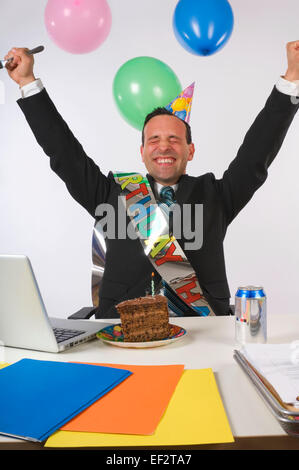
[116,295,171,342]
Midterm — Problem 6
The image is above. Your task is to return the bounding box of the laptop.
[0,255,110,352]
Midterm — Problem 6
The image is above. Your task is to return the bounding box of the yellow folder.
[45,369,234,447]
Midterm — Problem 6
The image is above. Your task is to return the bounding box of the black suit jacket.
[17,86,299,318]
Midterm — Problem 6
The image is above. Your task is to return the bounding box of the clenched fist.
[4,47,36,88]
[284,41,299,82]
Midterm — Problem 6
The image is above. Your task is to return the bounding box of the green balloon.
[113,56,182,130]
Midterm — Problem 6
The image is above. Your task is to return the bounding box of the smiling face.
[140,114,195,186]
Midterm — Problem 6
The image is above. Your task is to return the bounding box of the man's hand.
[4,47,36,88]
[284,41,299,82]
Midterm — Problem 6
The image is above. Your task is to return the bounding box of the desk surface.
[1,314,299,449]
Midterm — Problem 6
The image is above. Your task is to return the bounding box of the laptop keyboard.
[53,327,85,343]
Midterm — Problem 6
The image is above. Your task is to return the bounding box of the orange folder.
[61,363,184,435]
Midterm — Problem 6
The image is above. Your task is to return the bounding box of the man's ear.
[188,143,195,161]
[140,144,144,162]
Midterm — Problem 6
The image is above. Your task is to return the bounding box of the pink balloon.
[45,0,112,54]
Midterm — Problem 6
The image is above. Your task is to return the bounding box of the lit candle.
[151,272,155,297]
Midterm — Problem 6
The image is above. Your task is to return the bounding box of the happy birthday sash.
[110,172,215,317]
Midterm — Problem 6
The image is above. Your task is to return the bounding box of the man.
[4,42,299,318]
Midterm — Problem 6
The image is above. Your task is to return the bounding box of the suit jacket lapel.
[174,174,190,204]
[146,173,156,196]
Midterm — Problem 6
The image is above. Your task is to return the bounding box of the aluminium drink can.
[235,286,267,347]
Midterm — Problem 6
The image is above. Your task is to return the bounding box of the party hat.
[165,82,195,123]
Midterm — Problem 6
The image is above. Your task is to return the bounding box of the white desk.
[1,314,299,450]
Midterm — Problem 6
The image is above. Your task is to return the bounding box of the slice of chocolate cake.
[116,295,171,342]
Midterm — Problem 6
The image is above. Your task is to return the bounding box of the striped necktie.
[159,186,176,207]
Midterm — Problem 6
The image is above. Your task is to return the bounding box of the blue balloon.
[173,0,234,56]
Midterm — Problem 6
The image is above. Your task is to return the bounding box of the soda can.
[235,286,267,347]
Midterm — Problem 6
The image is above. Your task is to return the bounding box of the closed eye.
[169,136,181,143]
[148,136,160,143]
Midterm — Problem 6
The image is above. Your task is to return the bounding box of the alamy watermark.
[95,196,203,250]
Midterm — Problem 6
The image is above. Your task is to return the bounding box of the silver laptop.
[0,255,110,352]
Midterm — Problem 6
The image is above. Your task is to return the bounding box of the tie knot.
[160,186,175,205]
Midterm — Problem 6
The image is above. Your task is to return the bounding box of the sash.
[112,172,215,317]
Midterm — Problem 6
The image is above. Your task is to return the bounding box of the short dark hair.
[141,107,192,146]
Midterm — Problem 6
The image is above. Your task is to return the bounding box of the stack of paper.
[0,360,234,447]
[238,343,299,410]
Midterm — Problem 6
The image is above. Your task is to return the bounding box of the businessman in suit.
[4,42,299,318]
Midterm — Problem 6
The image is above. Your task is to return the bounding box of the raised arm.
[217,41,299,225]
[5,47,111,218]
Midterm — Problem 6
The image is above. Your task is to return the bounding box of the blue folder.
[0,358,132,442]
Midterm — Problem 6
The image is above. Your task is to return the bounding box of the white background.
[0,0,298,319]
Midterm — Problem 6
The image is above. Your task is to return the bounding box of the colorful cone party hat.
[164,82,195,123]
